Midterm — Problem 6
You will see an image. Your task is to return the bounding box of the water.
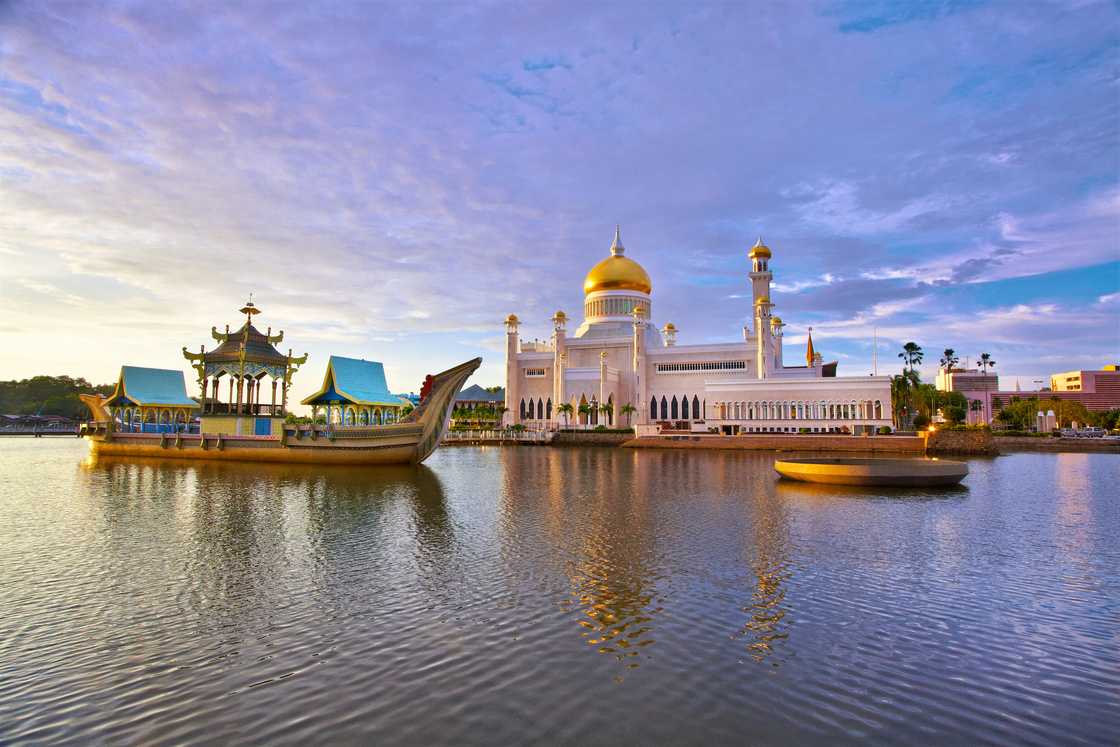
[0,439,1116,745]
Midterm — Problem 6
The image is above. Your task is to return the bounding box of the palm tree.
[969,398,984,425]
[577,402,592,426]
[620,403,637,427]
[598,402,612,426]
[898,342,923,372]
[939,348,959,371]
[977,352,995,376]
[556,403,573,427]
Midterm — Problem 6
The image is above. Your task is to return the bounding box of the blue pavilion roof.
[301,356,404,407]
[107,366,196,407]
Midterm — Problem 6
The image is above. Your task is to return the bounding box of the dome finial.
[610,225,624,256]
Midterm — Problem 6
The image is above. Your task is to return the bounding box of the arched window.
[670,396,679,420]
[875,400,882,419]
[693,396,700,420]
[520,399,526,419]
[660,396,668,420]
[537,398,544,419]
[682,396,690,420]
[651,397,658,420]
[546,398,552,420]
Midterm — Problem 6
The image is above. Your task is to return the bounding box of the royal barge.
[79,300,480,465]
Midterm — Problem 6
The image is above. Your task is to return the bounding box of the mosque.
[504,229,892,434]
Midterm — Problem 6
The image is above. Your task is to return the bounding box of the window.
[671,396,679,420]
[525,368,546,377]
[693,396,700,419]
[650,396,658,420]
[655,360,747,373]
[546,398,552,419]
[660,396,668,420]
[519,399,526,419]
[682,396,690,419]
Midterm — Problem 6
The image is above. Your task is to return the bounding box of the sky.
[1,0,1118,409]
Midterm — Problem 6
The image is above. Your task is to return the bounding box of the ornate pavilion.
[183,299,307,435]
[105,366,197,432]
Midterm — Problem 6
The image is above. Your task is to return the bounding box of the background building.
[504,229,892,434]
[937,364,1120,424]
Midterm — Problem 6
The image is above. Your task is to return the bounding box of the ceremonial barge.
[79,300,480,465]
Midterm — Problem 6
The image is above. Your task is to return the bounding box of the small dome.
[505,314,519,324]
[662,322,676,331]
[755,295,770,305]
[553,310,567,320]
[749,236,772,260]
[583,226,652,296]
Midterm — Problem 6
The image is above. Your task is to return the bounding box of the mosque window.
[546,398,552,419]
[525,368,546,377]
[650,397,658,420]
[537,399,544,419]
[682,396,690,419]
[655,360,747,373]
[660,396,668,420]
[671,396,679,420]
[519,399,527,419]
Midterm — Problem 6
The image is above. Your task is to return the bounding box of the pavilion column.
[201,378,209,414]
[237,376,244,415]
[228,377,234,413]
[271,381,277,415]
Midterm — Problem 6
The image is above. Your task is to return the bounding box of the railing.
[444,429,553,444]
[202,403,283,416]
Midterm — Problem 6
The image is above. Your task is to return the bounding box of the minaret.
[661,322,677,347]
[551,310,567,424]
[748,238,775,379]
[632,306,647,423]
[504,314,520,425]
[755,296,773,379]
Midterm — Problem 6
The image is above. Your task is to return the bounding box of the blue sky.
[0,0,1117,406]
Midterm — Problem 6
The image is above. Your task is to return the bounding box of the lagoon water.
[1,438,1117,745]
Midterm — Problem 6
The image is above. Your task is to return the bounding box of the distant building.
[455,385,504,409]
[938,364,1120,424]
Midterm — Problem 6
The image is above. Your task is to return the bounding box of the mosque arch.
[650,396,658,420]
[671,396,679,420]
[660,396,668,420]
[546,398,552,420]
[520,398,527,419]
[537,398,544,420]
[693,396,700,420]
[681,395,689,420]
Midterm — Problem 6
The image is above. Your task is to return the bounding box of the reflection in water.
[736,492,792,664]
[3,440,1117,745]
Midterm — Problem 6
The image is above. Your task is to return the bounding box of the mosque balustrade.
[709,399,888,422]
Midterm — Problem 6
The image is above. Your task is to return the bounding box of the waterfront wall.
[923,429,999,456]
[622,434,925,453]
[552,431,634,447]
[994,436,1120,454]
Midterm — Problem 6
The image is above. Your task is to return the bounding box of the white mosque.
[504,228,892,434]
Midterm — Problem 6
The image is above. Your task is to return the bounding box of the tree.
[939,348,959,370]
[913,413,931,429]
[977,352,995,376]
[620,403,637,427]
[577,402,592,425]
[898,342,923,372]
[556,402,573,427]
[598,402,613,425]
[944,405,966,425]
[969,398,985,424]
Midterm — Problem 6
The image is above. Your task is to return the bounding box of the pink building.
[937,365,1120,425]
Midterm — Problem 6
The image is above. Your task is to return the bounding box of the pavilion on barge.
[182,299,307,436]
[105,366,197,433]
[301,355,409,425]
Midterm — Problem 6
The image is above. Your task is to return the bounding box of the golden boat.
[79,357,481,466]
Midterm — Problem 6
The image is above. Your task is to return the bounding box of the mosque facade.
[504,229,892,433]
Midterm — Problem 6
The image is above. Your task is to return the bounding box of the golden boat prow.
[80,357,482,465]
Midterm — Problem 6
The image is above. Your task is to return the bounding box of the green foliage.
[1088,408,1120,431]
[877,426,892,435]
[0,375,114,419]
[997,397,1092,429]
[912,413,931,429]
[943,405,967,425]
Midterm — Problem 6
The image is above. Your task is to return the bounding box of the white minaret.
[504,314,520,424]
[551,310,567,423]
[632,305,647,423]
[748,238,774,378]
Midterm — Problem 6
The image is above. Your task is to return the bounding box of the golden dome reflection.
[583,226,653,296]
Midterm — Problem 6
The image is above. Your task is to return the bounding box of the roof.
[107,366,196,407]
[206,322,287,364]
[301,356,402,406]
[456,384,504,403]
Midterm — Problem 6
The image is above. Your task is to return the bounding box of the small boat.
[80,357,481,465]
[774,457,968,487]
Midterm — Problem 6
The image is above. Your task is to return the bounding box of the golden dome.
[749,236,772,259]
[505,313,519,324]
[553,310,567,320]
[583,226,652,296]
[662,322,676,331]
[755,295,770,305]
